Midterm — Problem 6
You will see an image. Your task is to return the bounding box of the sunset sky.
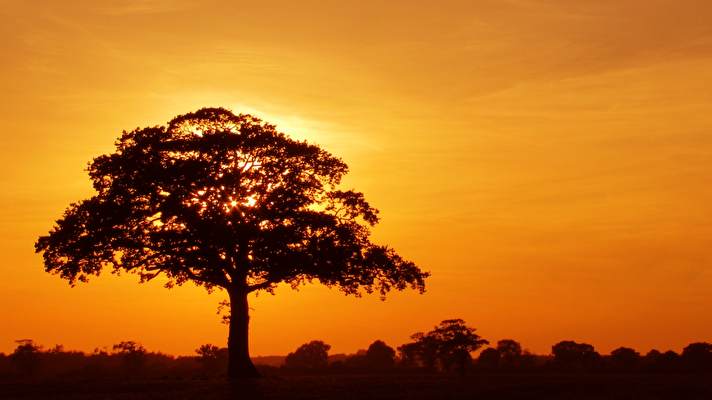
[2,0,712,357]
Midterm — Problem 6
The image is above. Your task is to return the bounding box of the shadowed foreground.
[2,374,711,400]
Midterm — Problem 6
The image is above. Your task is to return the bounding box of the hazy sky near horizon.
[2,0,712,356]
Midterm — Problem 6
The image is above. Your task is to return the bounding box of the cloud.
[95,0,192,16]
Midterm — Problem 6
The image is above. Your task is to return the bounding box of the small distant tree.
[10,340,42,376]
[496,339,522,369]
[643,348,682,372]
[196,344,222,359]
[642,349,662,370]
[196,344,227,374]
[681,342,712,371]
[398,332,440,370]
[341,349,368,369]
[112,341,147,373]
[284,340,331,370]
[35,108,429,379]
[659,350,681,371]
[609,347,640,371]
[430,319,488,373]
[48,344,65,354]
[477,347,500,370]
[397,341,422,368]
[365,340,396,370]
[399,319,488,373]
[551,341,600,371]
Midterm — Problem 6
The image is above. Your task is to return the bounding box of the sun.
[230,103,324,144]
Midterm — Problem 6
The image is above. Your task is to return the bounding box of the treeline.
[2,319,711,381]
[282,320,712,375]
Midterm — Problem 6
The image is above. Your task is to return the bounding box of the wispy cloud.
[95,0,192,16]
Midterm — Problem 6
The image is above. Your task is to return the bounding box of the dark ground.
[1,373,711,400]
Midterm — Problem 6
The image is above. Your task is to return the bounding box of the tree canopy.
[35,107,428,295]
[284,340,331,370]
[398,319,488,372]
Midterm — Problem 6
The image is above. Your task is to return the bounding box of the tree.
[399,319,488,373]
[609,347,640,371]
[112,341,147,374]
[551,340,600,371]
[398,332,440,370]
[10,340,42,376]
[681,342,712,371]
[284,340,331,370]
[430,319,488,373]
[365,340,396,369]
[35,108,429,379]
[195,344,227,374]
[659,350,681,371]
[477,347,500,370]
[397,341,423,368]
[496,339,522,369]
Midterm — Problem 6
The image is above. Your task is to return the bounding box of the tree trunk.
[227,287,260,379]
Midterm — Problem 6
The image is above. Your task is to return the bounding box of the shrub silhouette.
[35,107,428,379]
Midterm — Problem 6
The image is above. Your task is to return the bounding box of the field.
[2,373,711,400]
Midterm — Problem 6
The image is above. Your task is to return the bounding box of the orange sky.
[2,0,712,357]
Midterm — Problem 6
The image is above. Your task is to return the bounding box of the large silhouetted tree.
[35,108,428,379]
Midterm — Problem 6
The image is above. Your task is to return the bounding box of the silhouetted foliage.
[399,319,488,374]
[660,350,682,371]
[34,107,428,379]
[609,347,641,371]
[477,347,500,370]
[497,339,523,369]
[365,340,396,370]
[112,341,147,376]
[551,341,600,371]
[398,332,439,371]
[327,350,368,371]
[195,344,227,375]
[10,340,42,376]
[642,349,682,372]
[681,342,712,372]
[475,341,543,372]
[396,341,421,368]
[2,336,712,385]
[284,341,331,371]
